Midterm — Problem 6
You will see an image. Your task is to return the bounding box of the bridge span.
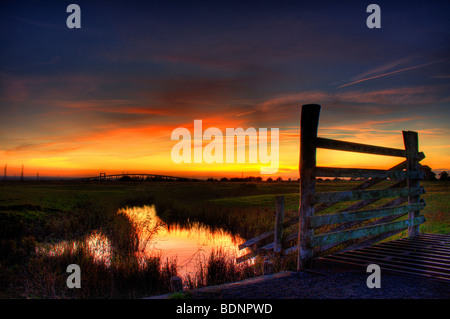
[80,173,198,182]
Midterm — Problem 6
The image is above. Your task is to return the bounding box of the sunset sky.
[1,0,449,179]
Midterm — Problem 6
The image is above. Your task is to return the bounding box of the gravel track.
[188,271,450,299]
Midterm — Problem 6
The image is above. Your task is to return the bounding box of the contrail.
[337,58,449,89]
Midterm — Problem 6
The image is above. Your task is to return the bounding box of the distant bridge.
[80,173,197,182]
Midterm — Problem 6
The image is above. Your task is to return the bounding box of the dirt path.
[186,271,449,299]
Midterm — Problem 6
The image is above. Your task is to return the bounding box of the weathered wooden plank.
[314,161,409,214]
[403,131,421,237]
[274,196,285,254]
[312,186,424,204]
[298,104,320,270]
[283,244,298,255]
[316,197,408,252]
[316,137,425,159]
[315,167,424,179]
[238,231,272,250]
[309,202,425,227]
[315,193,410,254]
[236,242,274,263]
[286,228,404,255]
[309,216,425,247]
[238,214,298,250]
[317,197,425,253]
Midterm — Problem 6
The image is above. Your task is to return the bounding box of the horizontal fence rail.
[315,167,424,179]
[309,202,426,228]
[316,137,425,159]
[309,215,426,248]
[312,187,425,204]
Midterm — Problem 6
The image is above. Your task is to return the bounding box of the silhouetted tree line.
[206,176,290,182]
[118,175,190,182]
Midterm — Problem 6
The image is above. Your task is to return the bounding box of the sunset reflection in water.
[37,205,247,278]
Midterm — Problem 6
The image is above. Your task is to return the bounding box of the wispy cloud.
[349,57,413,82]
[337,58,449,88]
[235,110,256,117]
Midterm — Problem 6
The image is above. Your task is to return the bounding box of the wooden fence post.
[297,104,321,270]
[403,131,421,237]
[274,196,285,255]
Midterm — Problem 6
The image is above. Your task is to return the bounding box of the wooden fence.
[237,104,427,271]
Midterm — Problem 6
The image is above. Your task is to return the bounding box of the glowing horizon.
[2,123,448,179]
[1,2,449,178]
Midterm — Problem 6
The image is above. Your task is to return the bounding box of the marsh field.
[0,179,449,298]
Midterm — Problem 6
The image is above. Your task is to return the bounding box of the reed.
[0,198,177,298]
[184,247,259,290]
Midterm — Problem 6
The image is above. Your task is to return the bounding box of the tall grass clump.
[185,248,258,290]
[0,198,179,298]
[18,243,178,298]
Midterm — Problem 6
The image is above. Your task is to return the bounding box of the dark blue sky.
[1,0,449,177]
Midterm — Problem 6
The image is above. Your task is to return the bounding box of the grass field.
[0,179,448,298]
